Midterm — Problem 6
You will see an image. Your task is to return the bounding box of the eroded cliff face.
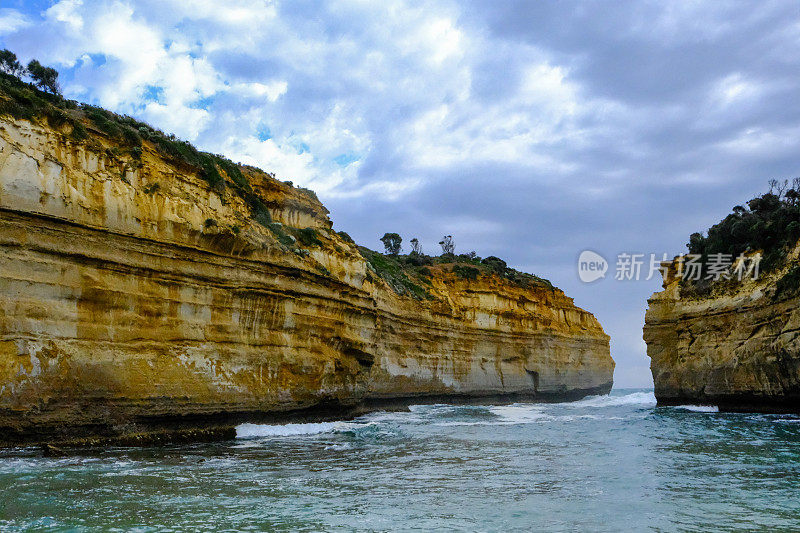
[0,116,613,445]
[644,256,800,411]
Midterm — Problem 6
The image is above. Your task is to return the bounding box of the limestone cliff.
[645,253,800,411]
[0,107,613,445]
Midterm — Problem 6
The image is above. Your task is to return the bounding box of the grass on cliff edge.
[359,247,556,299]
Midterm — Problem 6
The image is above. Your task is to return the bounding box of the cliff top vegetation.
[683,179,800,297]
[358,239,555,299]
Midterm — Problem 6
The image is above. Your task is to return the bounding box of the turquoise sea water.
[1,389,800,531]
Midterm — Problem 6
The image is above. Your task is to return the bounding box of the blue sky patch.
[334,153,359,167]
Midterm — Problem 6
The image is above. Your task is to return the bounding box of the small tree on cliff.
[27,59,61,95]
[438,235,455,255]
[0,49,24,77]
[410,238,421,255]
[380,232,402,255]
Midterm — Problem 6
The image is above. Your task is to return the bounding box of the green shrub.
[244,194,272,226]
[686,182,800,282]
[150,134,198,165]
[453,265,479,280]
[277,233,295,246]
[254,209,272,226]
[359,247,430,299]
[506,271,554,290]
[775,266,800,300]
[198,155,224,189]
[85,106,123,138]
[44,107,70,128]
[214,155,249,190]
[121,126,141,147]
[405,253,433,267]
[0,97,33,120]
[481,256,508,274]
[295,227,321,247]
[69,122,87,141]
[0,73,51,120]
[337,231,355,244]
[262,221,294,246]
[457,253,481,264]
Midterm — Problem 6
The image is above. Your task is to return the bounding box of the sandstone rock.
[644,256,800,411]
[0,117,613,446]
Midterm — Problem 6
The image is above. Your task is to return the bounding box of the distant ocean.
[2,389,799,531]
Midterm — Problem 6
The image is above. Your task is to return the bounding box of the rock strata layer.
[0,116,613,446]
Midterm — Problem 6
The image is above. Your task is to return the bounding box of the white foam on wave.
[447,412,608,427]
[236,421,346,439]
[418,392,659,427]
[236,392,659,436]
[674,404,719,413]
[433,421,496,427]
[571,391,657,408]
[488,404,549,423]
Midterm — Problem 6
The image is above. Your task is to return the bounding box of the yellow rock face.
[0,117,613,445]
[644,256,800,410]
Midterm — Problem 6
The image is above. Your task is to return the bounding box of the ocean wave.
[235,392,659,437]
[674,404,719,413]
[774,418,800,424]
[236,421,348,439]
[438,413,609,427]
[570,391,657,408]
[488,404,549,423]
[235,420,388,440]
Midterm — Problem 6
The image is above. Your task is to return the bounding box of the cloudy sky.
[2,0,799,386]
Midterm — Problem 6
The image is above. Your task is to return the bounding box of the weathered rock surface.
[645,257,800,411]
[0,116,613,446]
